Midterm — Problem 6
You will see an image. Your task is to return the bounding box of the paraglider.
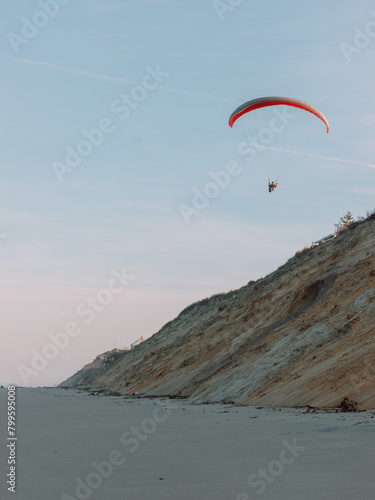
[228,96,329,190]
[268,181,277,193]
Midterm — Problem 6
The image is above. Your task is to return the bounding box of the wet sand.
[0,387,374,500]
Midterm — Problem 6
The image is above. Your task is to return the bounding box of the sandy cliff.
[60,349,128,387]
[60,217,375,409]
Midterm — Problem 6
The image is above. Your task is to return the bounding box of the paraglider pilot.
[268,181,277,193]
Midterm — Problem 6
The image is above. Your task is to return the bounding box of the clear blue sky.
[1,0,374,386]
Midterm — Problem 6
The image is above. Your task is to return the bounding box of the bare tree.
[334,211,355,233]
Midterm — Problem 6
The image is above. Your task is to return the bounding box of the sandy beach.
[0,387,374,500]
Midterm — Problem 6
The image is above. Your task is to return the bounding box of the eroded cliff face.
[60,349,128,387]
[60,217,375,409]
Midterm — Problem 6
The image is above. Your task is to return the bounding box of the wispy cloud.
[261,145,375,169]
[10,57,230,102]
[10,57,137,84]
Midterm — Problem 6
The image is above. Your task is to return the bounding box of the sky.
[1,0,374,387]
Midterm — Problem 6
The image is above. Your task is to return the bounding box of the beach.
[0,387,374,500]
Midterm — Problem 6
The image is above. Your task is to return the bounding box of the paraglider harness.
[268,180,278,193]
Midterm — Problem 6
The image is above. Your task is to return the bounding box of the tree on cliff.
[335,211,355,233]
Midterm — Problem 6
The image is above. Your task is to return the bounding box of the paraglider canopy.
[229,96,329,133]
[228,96,330,186]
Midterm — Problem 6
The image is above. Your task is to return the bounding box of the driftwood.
[337,397,358,412]
[303,397,358,413]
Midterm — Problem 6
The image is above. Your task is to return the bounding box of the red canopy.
[229,96,329,133]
